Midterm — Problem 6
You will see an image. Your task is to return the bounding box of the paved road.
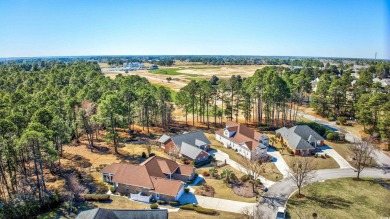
[296,112,390,167]
[259,168,390,218]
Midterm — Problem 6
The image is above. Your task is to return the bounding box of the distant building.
[149,65,159,70]
[76,208,168,219]
[215,121,269,160]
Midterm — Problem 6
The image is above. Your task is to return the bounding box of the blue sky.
[0,0,389,59]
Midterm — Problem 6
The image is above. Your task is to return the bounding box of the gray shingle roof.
[171,131,211,148]
[180,142,203,159]
[276,125,323,150]
[157,134,171,143]
[76,209,168,219]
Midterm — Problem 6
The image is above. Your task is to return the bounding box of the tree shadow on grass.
[289,195,352,210]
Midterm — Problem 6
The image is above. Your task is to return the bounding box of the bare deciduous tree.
[239,157,265,193]
[350,139,376,179]
[65,174,86,213]
[240,205,269,219]
[289,157,316,197]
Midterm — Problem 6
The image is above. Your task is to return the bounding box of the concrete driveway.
[319,145,353,169]
[179,192,256,213]
[267,147,290,178]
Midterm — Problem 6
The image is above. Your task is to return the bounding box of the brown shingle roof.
[111,165,155,189]
[141,156,178,175]
[150,177,184,197]
[216,122,262,151]
[101,163,123,174]
[177,165,195,176]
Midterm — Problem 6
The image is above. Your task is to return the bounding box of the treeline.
[311,67,390,145]
[0,61,173,218]
[175,66,311,129]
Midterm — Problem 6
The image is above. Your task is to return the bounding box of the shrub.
[180,204,196,210]
[169,201,180,206]
[179,204,217,215]
[195,206,217,215]
[203,171,210,177]
[150,203,159,209]
[93,181,109,194]
[149,153,155,157]
[109,186,116,193]
[157,200,166,205]
[142,152,147,158]
[328,116,335,121]
[338,116,347,125]
[84,194,110,201]
[241,174,250,182]
[184,188,190,193]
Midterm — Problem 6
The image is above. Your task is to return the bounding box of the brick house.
[215,121,269,160]
[157,131,211,163]
[101,156,194,202]
[276,125,325,156]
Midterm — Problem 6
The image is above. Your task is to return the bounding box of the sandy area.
[99,63,268,91]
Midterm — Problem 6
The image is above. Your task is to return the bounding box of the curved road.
[259,168,390,218]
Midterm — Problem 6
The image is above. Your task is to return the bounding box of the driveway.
[210,149,275,188]
[319,145,353,169]
[179,192,256,213]
[296,111,390,167]
[267,147,290,178]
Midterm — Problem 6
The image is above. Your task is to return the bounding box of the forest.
[0,61,173,218]
[0,59,389,218]
[175,63,390,144]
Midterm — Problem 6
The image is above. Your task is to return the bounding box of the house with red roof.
[215,121,269,160]
[101,156,194,202]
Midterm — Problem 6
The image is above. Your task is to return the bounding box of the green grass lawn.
[287,178,390,219]
[149,68,183,75]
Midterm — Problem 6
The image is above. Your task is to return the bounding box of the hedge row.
[180,204,217,215]
[84,194,110,201]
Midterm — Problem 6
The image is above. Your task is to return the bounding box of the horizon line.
[0,54,388,61]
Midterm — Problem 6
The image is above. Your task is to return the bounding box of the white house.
[215,121,269,160]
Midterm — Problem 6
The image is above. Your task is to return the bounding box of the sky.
[0,0,389,59]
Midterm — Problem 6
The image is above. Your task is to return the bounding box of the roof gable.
[171,131,211,148]
[180,142,203,159]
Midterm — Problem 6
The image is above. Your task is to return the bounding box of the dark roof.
[157,134,171,143]
[180,142,203,159]
[76,208,168,219]
[276,125,324,150]
[171,131,211,148]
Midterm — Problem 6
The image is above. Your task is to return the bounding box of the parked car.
[276,207,286,219]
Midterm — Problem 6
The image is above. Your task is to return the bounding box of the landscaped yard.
[207,134,283,182]
[191,178,257,203]
[270,136,340,170]
[287,178,390,219]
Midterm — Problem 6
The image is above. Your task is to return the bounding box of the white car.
[276,207,286,219]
